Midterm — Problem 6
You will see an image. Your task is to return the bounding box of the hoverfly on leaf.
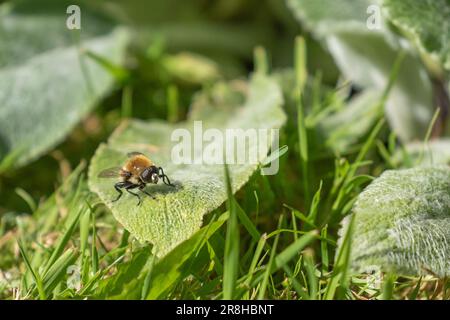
[98,152,174,205]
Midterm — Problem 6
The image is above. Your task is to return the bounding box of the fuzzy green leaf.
[340,166,450,277]
[319,90,383,153]
[384,0,450,71]
[286,0,435,142]
[287,0,376,34]
[394,139,450,167]
[88,74,285,256]
[0,2,129,171]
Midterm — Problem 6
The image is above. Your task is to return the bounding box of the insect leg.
[112,181,128,202]
[124,184,142,206]
[158,167,175,187]
[139,184,156,199]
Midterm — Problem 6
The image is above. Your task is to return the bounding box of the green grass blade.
[223,163,240,300]
[273,231,317,271]
[43,207,83,276]
[304,250,318,299]
[254,46,269,75]
[17,239,46,300]
[84,49,129,82]
[243,233,267,299]
[79,209,90,259]
[417,107,441,165]
[258,217,284,299]
[121,85,133,118]
[324,213,355,300]
[167,85,179,123]
[291,210,298,241]
[381,273,396,300]
[140,255,156,300]
[42,249,78,296]
[320,226,329,275]
[91,211,99,275]
[294,37,307,94]
[235,200,260,242]
[307,181,323,226]
[15,188,37,213]
[282,264,310,300]
[294,36,310,207]
[409,277,422,300]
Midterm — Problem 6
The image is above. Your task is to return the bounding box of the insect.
[98,151,174,205]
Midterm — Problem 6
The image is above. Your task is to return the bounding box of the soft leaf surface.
[286,0,435,142]
[394,139,450,167]
[318,90,382,153]
[384,0,450,71]
[340,166,450,277]
[0,2,129,170]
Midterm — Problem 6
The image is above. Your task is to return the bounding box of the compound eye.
[151,173,159,184]
[140,168,151,182]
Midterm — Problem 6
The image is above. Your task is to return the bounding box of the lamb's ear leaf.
[286,0,435,142]
[0,1,129,171]
[393,139,450,167]
[88,74,286,257]
[384,0,450,72]
[339,166,450,277]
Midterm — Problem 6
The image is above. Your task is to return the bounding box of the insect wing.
[98,167,122,178]
[127,151,145,158]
